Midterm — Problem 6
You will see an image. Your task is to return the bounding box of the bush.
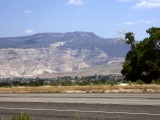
[151,79,160,85]
[142,86,148,93]
[128,80,132,85]
[156,78,160,85]
[136,79,144,85]
[12,113,32,120]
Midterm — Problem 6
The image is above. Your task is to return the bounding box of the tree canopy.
[121,27,160,83]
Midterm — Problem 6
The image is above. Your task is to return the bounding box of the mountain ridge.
[0,32,129,78]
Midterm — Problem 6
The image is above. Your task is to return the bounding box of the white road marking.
[0,107,159,116]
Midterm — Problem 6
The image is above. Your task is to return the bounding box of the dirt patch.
[0,85,159,93]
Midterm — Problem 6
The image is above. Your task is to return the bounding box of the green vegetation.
[0,113,32,120]
[12,113,32,120]
[121,27,160,83]
[0,75,123,87]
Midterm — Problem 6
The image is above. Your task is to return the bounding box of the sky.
[0,0,160,40]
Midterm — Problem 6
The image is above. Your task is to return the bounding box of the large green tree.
[121,27,160,83]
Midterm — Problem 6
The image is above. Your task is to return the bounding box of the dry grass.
[0,85,159,93]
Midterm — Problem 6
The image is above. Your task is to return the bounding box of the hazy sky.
[0,0,160,40]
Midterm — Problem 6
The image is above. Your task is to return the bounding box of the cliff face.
[0,32,129,77]
[0,47,89,77]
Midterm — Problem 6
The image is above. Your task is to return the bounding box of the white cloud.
[123,21,136,25]
[139,20,152,24]
[67,0,86,5]
[118,0,132,2]
[24,29,34,34]
[24,10,33,14]
[121,19,153,26]
[133,0,160,9]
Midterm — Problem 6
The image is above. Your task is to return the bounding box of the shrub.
[156,78,160,85]
[12,112,32,120]
[136,79,144,85]
[142,86,148,93]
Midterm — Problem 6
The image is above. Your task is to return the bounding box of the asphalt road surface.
[0,93,160,120]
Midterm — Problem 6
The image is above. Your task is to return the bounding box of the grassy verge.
[12,113,32,120]
[0,84,159,93]
[0,113,32,120]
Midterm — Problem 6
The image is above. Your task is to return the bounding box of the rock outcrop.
[0,32,129,77]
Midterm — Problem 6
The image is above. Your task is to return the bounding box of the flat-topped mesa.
[0,32,106,49]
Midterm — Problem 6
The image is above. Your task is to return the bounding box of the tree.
[124,32,135,49]
[121,27,160,83]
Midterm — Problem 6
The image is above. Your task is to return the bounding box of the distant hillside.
[0,32,129,78]
[36,59,124,78]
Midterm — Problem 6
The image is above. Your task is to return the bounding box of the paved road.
[0,93,159,120]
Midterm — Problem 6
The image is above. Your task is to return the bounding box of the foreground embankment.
[0,85,159,93]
